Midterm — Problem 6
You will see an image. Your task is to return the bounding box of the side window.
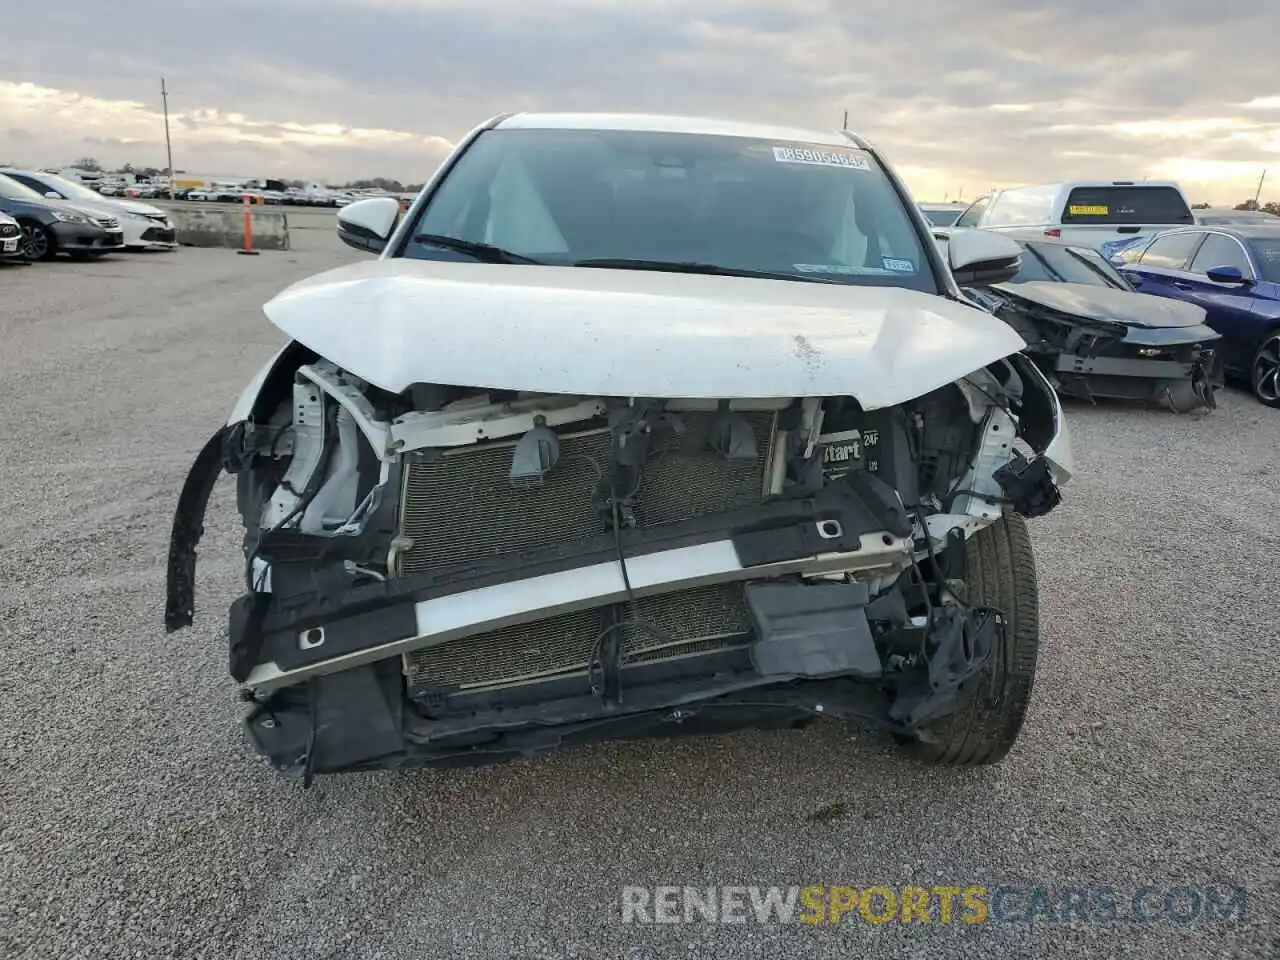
[954,198,988,228]
[1188,234,1252,277]
[1137,232,1203,269]
[6,173,47,195]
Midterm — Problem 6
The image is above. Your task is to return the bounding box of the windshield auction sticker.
[1068,203,1109,216]
[773,145,872,170]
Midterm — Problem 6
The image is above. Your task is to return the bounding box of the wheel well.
[15,218,52,244]
[1253,324,1280,354]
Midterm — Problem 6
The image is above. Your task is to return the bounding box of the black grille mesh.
[402,583,751,690]
[397,412,777,574]
[398,410,776,691]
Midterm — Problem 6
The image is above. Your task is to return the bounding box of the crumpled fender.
[1009,352,1074,484]
[228,341,294,425]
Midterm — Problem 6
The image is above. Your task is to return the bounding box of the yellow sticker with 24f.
[1069,204,1109,216]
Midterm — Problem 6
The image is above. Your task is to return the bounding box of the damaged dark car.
[166,113,1072,784]
[938,228,1222,411]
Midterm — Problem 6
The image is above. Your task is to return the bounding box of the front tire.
[1250,333,1280,408]
[20,221,56,261]
[898,512,1041,766]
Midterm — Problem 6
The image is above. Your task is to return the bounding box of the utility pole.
[161,78,176,201]
[842,110,848,130]
[1255,168,1268,205]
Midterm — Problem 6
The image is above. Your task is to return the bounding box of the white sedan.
[0,169,178,250]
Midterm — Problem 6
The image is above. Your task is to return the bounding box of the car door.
[1181,232,1267,372]
[1120,229,1206,302]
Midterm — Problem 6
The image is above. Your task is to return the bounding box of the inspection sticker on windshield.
[1068,203,1109,216]
[881,257,915,273]
[773,145,871,170]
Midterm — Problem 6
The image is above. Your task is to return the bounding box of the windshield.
[404,127,937,292]
[0,174,48,202]
[1250,238,1280,283]
[1007,240,1130,289]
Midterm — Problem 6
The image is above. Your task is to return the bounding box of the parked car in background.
[167,111,1072,783]
[1193,207,1280,226]
[0,209,27,263]
[917,202,968,227]
[955,181,1196,265]
[0,174,124,261]
[941,229,1220,411]
[0,168,177,250]
[186,184,247,203]
[1119,224,1280,407]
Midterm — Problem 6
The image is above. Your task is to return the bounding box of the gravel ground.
[1,236,1277,960]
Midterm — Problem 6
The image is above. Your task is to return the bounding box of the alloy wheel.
[21,224,48,260]
[1253,334,1280,406]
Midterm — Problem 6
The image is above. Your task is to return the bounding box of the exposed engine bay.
[166,340,1067,781]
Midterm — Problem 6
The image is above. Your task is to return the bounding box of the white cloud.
[2,0,1279,203]
[0,81,454,183]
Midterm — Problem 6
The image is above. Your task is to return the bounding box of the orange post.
[237,193,259,256]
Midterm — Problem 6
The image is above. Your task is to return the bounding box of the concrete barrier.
[170,208,291,251]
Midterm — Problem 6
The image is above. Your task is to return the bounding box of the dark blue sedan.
[1120,224,1280,407]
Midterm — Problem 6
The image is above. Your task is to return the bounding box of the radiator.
[397,410,776,692]
[402,582,751,691]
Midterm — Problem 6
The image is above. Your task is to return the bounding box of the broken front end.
[967,285,1223,413]
[166,348,1069,781]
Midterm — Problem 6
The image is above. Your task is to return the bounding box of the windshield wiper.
[410,233,543,264]
[569,258,839,284]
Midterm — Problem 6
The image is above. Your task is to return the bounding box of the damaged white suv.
[166,113,1072,784]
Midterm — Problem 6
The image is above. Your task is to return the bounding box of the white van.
[953,181,1195,250]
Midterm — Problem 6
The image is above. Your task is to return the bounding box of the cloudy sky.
[2,0,1278,203]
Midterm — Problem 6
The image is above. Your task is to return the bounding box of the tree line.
[68,158,423,191]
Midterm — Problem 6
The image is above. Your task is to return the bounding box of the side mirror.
[45,191,61,199]
[946,228,1022,286]
[1205,265,1251,285]
[336,196,402,254]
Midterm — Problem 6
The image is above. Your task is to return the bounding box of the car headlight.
[122,211,153,222]
[50,210,89,224]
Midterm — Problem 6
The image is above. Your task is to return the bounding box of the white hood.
[74,196,165,220]
[108,197,167,218]
[261,259,1027,409]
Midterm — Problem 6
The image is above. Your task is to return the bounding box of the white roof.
[997,179,1184,192]
[495,112,856,147]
